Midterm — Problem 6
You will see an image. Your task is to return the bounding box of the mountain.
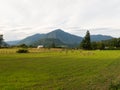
[91,35,113,41]
[16,29,83,47]
[17,34,45,45]
[32,38,65,47]
[11,29,113,47]
[7,40,20,45]
[44,29,83,44]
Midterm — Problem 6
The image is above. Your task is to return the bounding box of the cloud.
[0,0,119,41]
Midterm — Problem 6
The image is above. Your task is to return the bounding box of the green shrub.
[16,49,29,53]
[109,81,120,90]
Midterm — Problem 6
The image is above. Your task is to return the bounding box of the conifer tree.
[80,30,91,50]
[0,35,3,47]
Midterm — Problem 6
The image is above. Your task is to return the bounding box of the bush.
[17,44,28,48]
[16,49,29,53]
[109,81,120,90]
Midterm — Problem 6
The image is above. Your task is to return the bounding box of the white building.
[37,45,44,49]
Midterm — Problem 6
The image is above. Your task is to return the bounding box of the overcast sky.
[0,0,120,41]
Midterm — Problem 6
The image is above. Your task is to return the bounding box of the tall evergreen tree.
[80,30,91,50]
[0,35,3,47]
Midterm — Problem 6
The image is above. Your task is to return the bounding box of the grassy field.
[0,48,120,90]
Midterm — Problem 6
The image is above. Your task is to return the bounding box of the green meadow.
[0,48,120,90]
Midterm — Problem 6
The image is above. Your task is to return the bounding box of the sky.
[0,0,120,41]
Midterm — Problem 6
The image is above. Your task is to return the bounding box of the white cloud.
[0,0,119,41]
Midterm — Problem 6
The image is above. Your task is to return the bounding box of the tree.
[91,42,97,50]
[18,44,28,48]
[51,41,56,48]
[97,42,105,50]
[0,34,3,47]
[80,30,91,50]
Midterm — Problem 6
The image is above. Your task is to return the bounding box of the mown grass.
[0,48,120,90]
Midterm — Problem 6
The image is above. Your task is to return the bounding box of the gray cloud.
[0,0,120,41]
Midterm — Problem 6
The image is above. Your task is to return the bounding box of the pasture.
[0,48,120,90]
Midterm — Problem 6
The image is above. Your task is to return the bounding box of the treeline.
[16,36,120,50]
[80,30,120,50]
[102,38,120,50]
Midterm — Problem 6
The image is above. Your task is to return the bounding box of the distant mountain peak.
[50,29,65,33]
[54,29,64,32]
[91,34,113,41]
